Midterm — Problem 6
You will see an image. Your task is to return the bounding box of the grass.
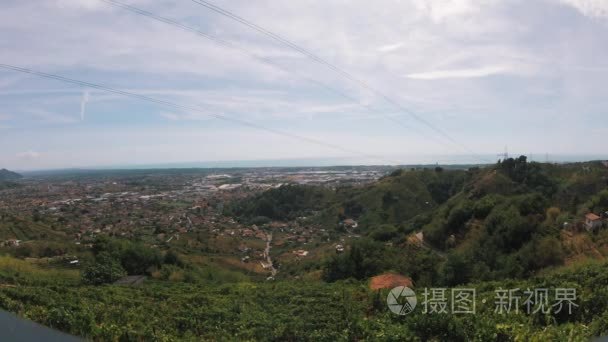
[0,256,80,286]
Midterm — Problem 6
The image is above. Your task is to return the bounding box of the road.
[264,233,277,277]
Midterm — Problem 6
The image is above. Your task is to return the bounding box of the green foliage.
[81,252,126,285]
[484,204,531,253]
[439,252,471,286]
[0,211,67,242]
[497,156,557,195]
[445,200,474,234]
[0,168,22,181]
[121,244,162,275]
[585,189,608,214]
[226,185,333,222]
[525,236,564,269]
[3,261,608,340]
[498,155,532,183]
[4,159,607,339]
[0,181,21,190]
[163,250,184,267]
[0,256,79,286]
[313,159,607,286]
[368,224,398,242]
[322,238,441,284]
[92,236,162,275]
[322,238,387,281]
[338,169,468,232]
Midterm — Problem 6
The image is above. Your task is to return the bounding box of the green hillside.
[0,211,68,242]
[2,256,608,340]
[0,169,22,182]
[231,157,608,286]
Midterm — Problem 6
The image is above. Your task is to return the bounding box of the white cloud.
[1,0,608,168]
[559,0,608,18]
[411,0,489,23]
[53,0,109,11]
[28,109,79,124]
[159,112,181,121]
[405,66,509,80]
[16,150,41,159]
[377,42,404,53]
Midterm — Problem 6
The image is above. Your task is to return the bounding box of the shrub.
[81,252,126,285]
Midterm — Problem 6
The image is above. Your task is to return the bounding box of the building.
[343,219,358,229]
[3,239,21,247]
[585,213,602,231]
[293,249,309,257]
[335,244,344,253]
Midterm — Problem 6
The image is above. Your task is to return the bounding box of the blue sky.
[1,0,607,170]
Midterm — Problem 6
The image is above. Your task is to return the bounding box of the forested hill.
[0,169,22,181]
[226,166,469,227]
[228,157,608,285]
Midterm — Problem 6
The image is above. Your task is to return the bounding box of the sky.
[1,0,607,170]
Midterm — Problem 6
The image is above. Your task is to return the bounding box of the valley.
[1,158,608,340]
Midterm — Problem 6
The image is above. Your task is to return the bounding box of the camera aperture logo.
[387,286,417,315]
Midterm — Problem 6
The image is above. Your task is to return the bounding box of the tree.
[499,155,529,183]
[534,236,564,269]
[588,190,608,214]
[322,238,387,282]
[14,245,33,258]
[121,244,162,275]
[440,253,471,286]
[164,250,184,267]
[369,224,398,242]
[82,252,126,285]
[91,236,162,275]
[446,201,473,234]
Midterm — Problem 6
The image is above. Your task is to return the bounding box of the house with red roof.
[585,213,602,231]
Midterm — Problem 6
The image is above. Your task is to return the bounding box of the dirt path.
[264,233,277,277]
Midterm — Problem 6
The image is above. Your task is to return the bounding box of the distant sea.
[56,154,608,171]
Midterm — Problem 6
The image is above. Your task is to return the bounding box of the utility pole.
[497,146,509,160]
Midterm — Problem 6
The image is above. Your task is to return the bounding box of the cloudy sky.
[1,0,607,170]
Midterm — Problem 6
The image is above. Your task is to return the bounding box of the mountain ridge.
[0,169,22,181]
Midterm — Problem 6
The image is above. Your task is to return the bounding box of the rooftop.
[369,273,413,291]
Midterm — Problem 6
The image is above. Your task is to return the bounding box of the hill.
[0,211,68,242]
[0,159,608,340]
[2,255,608,340]
[0,169,22,182]
[230,157,608,286]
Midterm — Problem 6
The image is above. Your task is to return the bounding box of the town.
[0,166,391,279]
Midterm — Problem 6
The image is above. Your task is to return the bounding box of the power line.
[97,0,380,117]
[99,0,452,150]
[0,63,400,165]
[190,0,488,162]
